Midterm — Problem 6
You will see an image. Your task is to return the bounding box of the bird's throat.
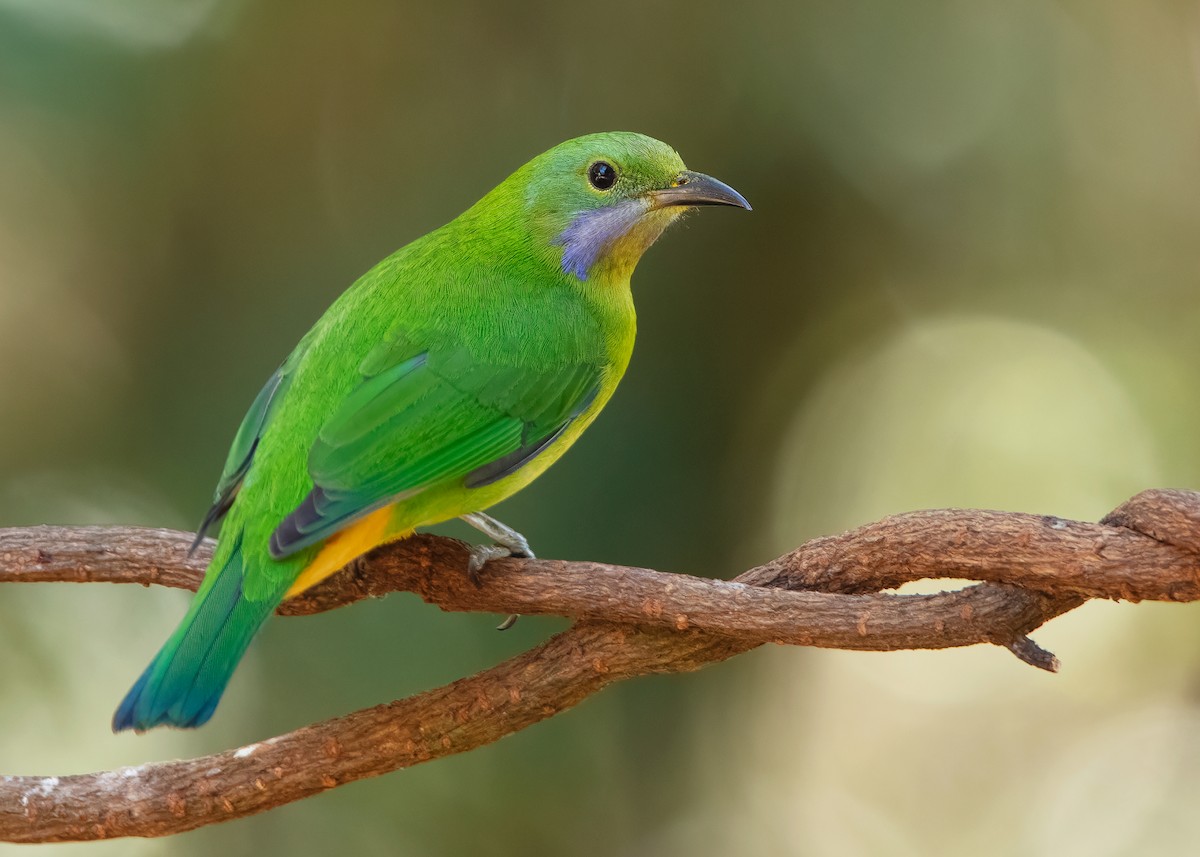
[555,203,682,282]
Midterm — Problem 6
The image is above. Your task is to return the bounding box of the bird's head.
[489,132,750,282]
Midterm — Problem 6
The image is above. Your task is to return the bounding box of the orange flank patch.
[284,505,410,598]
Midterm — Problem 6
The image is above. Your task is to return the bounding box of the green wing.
[267,335,601,559]
[190,338,310,552]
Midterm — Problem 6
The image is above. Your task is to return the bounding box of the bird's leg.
[461,512,534,571]
[460,511,533,630]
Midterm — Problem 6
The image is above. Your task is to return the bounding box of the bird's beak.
[649,170,752,211]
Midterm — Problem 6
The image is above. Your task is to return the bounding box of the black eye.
[588,161,617,190]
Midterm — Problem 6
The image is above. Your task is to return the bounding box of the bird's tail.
[112,534,273,732]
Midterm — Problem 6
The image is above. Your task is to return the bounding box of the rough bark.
[0,488,1196,842]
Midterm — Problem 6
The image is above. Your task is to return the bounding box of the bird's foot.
[461,512,532,630]
[461,512,535,578]
[465,544,520,583]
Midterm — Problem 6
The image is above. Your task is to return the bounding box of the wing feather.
[268,339,602,559]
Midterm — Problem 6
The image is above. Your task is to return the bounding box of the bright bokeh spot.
[696,313,1200,855]
[769,313,1161,547]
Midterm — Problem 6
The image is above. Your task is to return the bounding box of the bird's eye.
[588,161,617,190]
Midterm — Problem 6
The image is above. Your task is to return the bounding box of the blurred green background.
[3,0,1200,854]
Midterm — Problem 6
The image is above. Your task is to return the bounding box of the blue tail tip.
[112,669,216,733]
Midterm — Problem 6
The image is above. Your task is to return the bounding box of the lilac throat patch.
[553,200,648,280]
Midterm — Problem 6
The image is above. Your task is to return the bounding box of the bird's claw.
[460,511,532,627]
[461,511,534,582]
[464,547,526,631]
[465,544,515,585]
[464,543,535,582]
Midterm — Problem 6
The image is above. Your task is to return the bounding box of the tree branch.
[1,488,1197,842]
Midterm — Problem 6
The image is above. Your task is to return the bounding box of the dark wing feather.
[189,338,309,553]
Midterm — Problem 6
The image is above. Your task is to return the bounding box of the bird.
[112,131,750,732]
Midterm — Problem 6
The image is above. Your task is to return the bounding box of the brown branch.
[1,488,1197,842]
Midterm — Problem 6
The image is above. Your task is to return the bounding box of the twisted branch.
[1,488,1198,842]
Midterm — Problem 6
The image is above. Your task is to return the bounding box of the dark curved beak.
[649,170,752,211]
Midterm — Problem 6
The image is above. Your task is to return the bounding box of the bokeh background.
[3,1,1200,854]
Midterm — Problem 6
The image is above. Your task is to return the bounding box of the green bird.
[113,131,750,731]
